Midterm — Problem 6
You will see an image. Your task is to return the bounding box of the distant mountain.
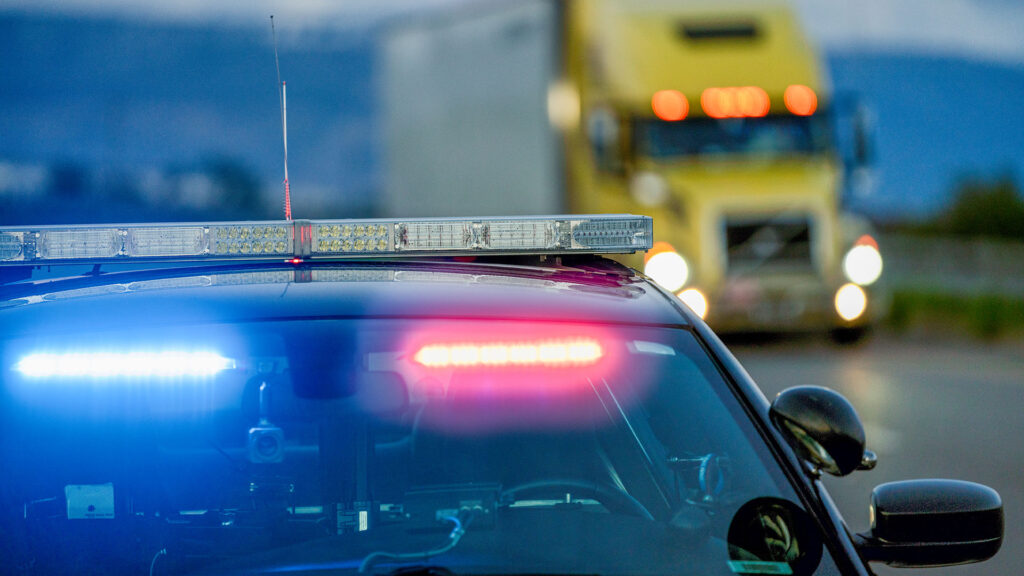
[2,12,1023,223]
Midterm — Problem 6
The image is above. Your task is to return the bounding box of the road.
[729,335,1024,576]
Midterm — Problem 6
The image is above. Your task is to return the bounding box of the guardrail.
[879,232,1024,297]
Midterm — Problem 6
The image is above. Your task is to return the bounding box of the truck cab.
[565,0,884,336]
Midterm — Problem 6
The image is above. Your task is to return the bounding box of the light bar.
[14,351,235,379]
[0,215,652,265]
[414,338,603,369]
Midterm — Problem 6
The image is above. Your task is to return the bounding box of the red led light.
[784,84,817,116]
[644,240,676,264]
[414,338,603,369]
[401,324,633,432]
[652,90,689,121]
[854,234,878,250]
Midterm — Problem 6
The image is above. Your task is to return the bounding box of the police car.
[0,215,1003,575]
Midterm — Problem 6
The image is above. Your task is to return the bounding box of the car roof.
[0,258,691,338]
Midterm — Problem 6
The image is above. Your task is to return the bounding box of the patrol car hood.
[0,261,686,338]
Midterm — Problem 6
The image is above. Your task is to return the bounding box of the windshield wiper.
[358,512,471,573]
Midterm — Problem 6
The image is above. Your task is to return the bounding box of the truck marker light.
[414,338,603,368]
[652,90,689,121]
[15,351,235,379]
[784,84,817,116]
[644,240,675,263]
[702,86,769,119]
[738,86,770,117]
[855,234,878,250]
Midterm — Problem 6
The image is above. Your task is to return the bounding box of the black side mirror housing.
[769,386,867,476]
[856,479,1003,567]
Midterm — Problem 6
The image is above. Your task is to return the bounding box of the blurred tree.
[940,172,1024,240]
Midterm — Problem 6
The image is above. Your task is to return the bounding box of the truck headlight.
[645,250,689,292]
[835,283,868,321]
[842,242,883,286]
[678,288,708,319]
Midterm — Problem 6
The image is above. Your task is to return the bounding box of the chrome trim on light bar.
[0,215,652,265]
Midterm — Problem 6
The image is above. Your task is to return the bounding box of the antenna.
[271,15,292,220]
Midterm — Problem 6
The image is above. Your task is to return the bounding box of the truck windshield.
[1,319,841,576]
[634,115,831,160]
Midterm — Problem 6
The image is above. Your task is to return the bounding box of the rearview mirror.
[855,479,1003,567]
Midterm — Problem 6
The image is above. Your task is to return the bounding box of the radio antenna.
[271,15,292,220]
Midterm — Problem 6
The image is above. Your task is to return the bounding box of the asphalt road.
[729,334,1023,576]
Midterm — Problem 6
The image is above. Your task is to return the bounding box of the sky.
[2,0,1023,221]
[4,0,1024,70]
[792,0,1024,66]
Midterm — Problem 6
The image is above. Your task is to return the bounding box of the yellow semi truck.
[381,0,883,339]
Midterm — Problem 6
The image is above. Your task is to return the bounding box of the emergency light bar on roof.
[0,215,652,265]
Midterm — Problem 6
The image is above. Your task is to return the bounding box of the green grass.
[887,289,1024,340]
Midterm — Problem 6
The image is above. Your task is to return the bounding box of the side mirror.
[855,479,1003,567]
[769,386,871,476]
[585,106,625,175]
[852,102,874,167]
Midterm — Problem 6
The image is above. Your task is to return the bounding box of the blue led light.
[15,351,235,379]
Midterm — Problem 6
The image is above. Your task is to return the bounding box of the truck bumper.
[702,276,880,334]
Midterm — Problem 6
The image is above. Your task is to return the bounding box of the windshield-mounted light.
[14,351,235,379]
[414,338,603,369]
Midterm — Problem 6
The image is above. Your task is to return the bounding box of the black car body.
[0,216,1002,575]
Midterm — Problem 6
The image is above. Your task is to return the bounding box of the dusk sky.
[3,0,1023,220]
[4,0,1024,69]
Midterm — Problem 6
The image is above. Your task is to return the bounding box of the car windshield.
[633,115,831,160]
[1,318,841,575]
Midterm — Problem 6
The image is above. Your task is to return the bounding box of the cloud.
[0,0,456,27]
[5,0,1024,66]
[792,0,1024,65]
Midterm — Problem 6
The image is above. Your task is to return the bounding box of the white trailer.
[379,1,565,217]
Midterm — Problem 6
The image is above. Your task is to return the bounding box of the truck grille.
[724,217,813,273]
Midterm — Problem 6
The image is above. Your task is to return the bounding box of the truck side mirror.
[768,386,870,476]
[832,92,875,171]
[852,102,874,167]
[855,479,1003,567]
[586,106,625,175]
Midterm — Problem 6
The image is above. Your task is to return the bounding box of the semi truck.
[379,0,884,339]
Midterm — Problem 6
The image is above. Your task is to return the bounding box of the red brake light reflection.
[414,338,603,368]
